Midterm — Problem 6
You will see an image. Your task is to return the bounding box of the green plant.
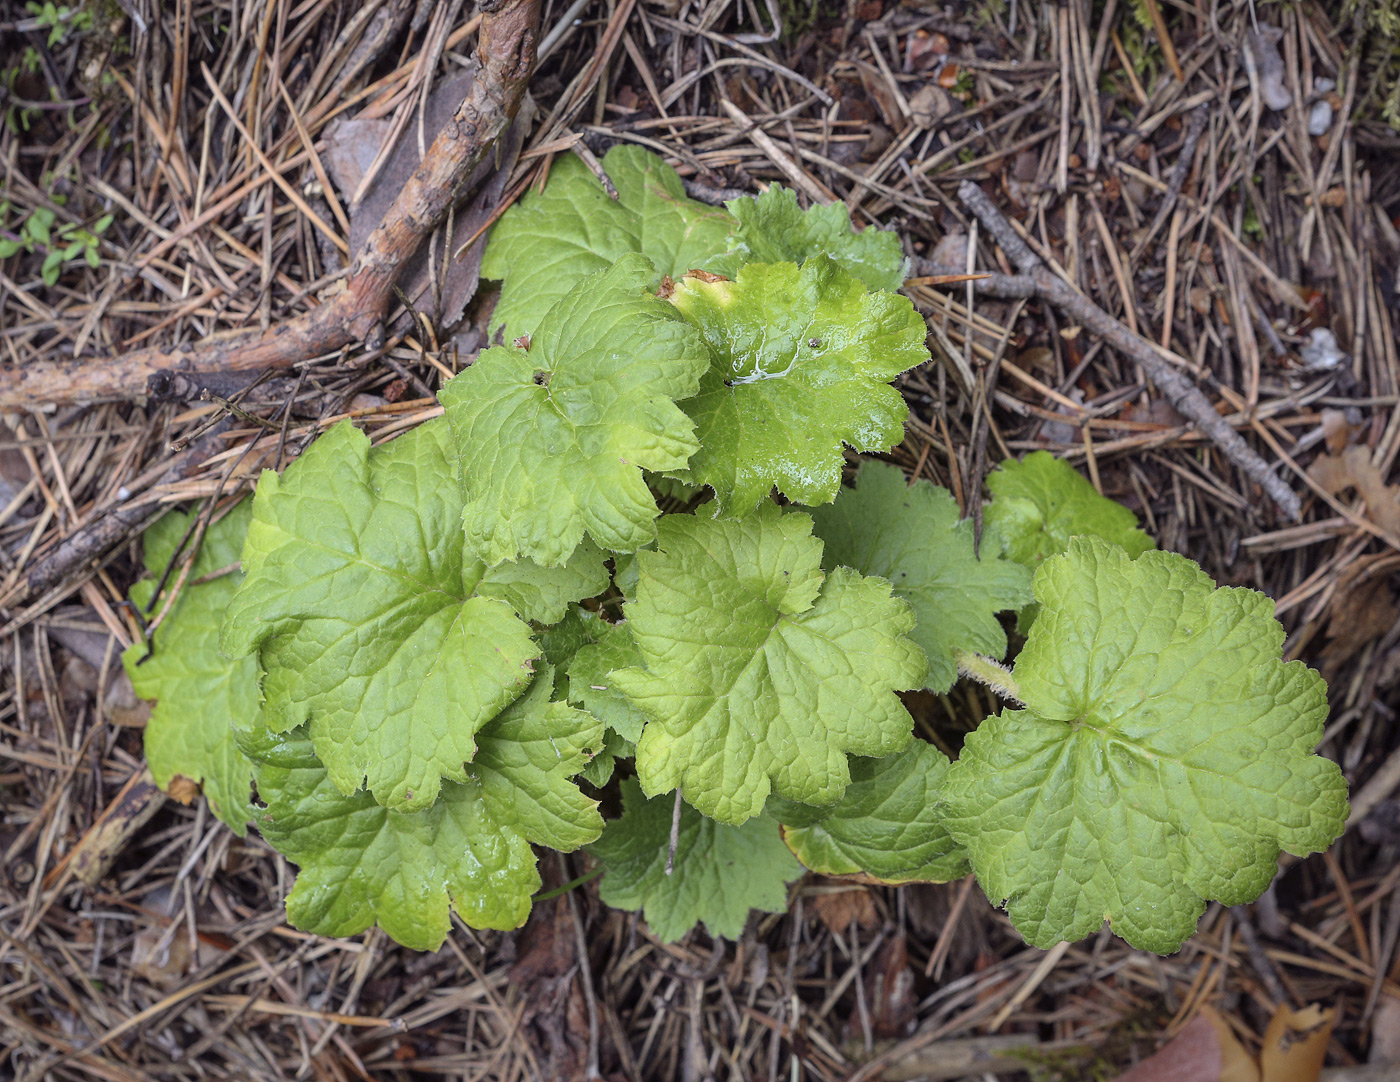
[127,146,1348,956]
[1346,0,1400,128]
[23,1,93,47]
[2,47,43,133]
[0,199,111,285]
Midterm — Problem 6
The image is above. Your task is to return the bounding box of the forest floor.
[1,0,1399,1079]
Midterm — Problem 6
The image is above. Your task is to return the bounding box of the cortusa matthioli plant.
[127,146,1348,955]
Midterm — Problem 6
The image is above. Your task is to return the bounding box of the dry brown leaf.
[1321,408,1357,455]
[928,230,969,269]
[1319,563,1398,679]
[860,932,916,1039]
[1259,1003,1334,1082]
[1308,445,1400,537]
[0,423,31,508]
[909,83,954,129]
[1110,1007,1260,1082]
[104,669,151,728]
[905,29,950,71]
[129,886,224,986]
[509,894,590,1078]
[323,70,528,338]
[809,884,879,934]
[165,774,201,805]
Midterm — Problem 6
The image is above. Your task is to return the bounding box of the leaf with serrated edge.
[985,451,1154,569]
[125,501,258,834]
[809,460,1032,692]
[940,538,1348,954]
[567,620,649,743]
[715,185,907,292]
[771,742,969,884]
[580,728,634,788]
[592,779,801,941]
[612,504,927,825]
[539,604,607,696]
[667,256,929,513]
[540,608,647,777]
[441,256,712,566]
[481,144,735,337]
[221,418,608,812]
[242,669,603,950]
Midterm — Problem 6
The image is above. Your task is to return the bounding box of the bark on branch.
[0,0,542,411]
[927,180,1302,522]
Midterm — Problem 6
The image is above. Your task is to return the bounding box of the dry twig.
[949,180,1303,521]
[0,0,543,410]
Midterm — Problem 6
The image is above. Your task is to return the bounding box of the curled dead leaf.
[166,774,201,805]
[809,883,879,934]
[1308,445,1400,537]
[1320,409,1352,455]
[1110,1006,1259,1082]
[1259,1003,1334,1082]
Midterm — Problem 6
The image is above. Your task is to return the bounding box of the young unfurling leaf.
[667,257,929,513]
[717,184,907,292]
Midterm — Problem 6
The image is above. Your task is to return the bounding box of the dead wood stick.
[952,180,1302,521]
[907,262,1038,299]
[1129,102,1210,266]
[14,424,230,604]
[41,766,167,890]
[0,0,542,411]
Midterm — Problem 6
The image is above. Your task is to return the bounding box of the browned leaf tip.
[166,774,202,805]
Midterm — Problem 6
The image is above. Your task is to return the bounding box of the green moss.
[1347,0,1400,128]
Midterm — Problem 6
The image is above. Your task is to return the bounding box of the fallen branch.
[0,0,542,411]
[934,180,1302,521]
[1129,103,1210,266]
[14,424,229,605]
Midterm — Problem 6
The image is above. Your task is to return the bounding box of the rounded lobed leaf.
[809,459,1032,692]
[441,255,713,566]
[667,256,929,514]
[481,144,735,338]
[221,418,607,812]
[242,670,604,951]
[940,538,1348,954]
[125,500,259,835]
[592,779,802,942]
[984,451,1154,570]
[772,742,969,884]
[612,503,927,825]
